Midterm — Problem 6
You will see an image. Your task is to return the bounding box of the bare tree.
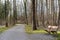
[54,0,59,26]
[58,0,60,26]
[5,0,10,27]
[41,0,45,27]
[57,0,59,26]
[13,0,17,25]
[24,0,28,25]
[35,0,39,28]
[32,0,37,30]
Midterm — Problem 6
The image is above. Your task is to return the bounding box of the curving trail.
[0,24,56,40]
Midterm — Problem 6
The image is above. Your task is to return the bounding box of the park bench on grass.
[45,25,58,34]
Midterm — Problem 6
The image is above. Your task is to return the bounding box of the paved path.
[27,34,56,40]
[0,24,28,40]
[0,24,56,40]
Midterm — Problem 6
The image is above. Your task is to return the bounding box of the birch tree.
[24,0,28,25]
[13,0,17,25]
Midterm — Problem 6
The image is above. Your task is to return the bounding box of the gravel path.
[0,24,56,40]
[27,34,56,40]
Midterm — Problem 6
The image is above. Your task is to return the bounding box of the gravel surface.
[27,34,56,40]
[0,24,56,40]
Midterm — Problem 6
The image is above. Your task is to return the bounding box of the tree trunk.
[24,0,28,25]
[5,0,9,27]
[41,0,45,27]
[13,0,17,25]
[35,0,39,28]
[58,2,60,26]
[32,0,37,30]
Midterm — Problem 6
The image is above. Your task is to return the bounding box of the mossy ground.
[25,25,60,40]
[25,25,47,34]
[0,26,10,33]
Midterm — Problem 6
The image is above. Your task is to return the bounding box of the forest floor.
[0,24,56,40]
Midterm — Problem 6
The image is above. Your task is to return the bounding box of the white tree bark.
[43,0,47,15]
[47,0,51,25]
[56,0,59,24]
[54,0,59,25]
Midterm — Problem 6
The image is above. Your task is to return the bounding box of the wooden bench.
[45,25,58,34]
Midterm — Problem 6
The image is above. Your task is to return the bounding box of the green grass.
[0,27,9,33]
[57,31,60,40]
[33,30,47,34]
[25,25,47,34]
[25,25,32,34]
[25,25,60,40]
